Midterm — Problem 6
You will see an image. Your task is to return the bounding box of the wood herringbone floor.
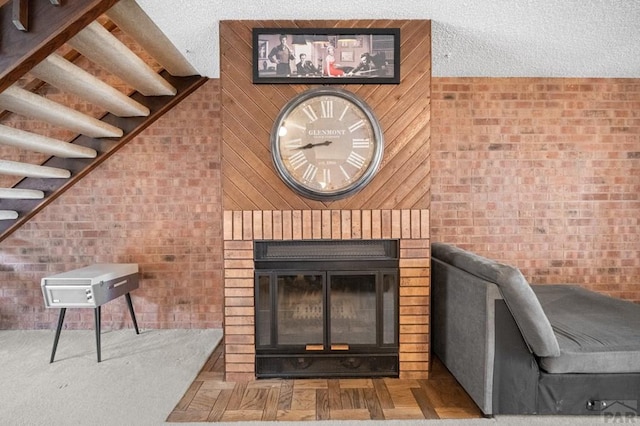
[167,342,482,422]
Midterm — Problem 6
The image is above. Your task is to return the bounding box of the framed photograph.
[252,28,400,84]
[340,51,354,62]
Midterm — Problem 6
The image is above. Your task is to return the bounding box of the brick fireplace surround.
[223,209,430,382]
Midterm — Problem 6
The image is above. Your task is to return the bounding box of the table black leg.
[50,308,66,363]
[94,306,101,362]
[125,293,140,334]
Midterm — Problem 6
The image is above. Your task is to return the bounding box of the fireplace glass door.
[255,270,398,377]
[257,270,396,350]
[276,272,324,347]
[254,239,399,378]
[329,272,377,348]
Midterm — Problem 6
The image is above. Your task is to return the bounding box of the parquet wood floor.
[167,341,482,422]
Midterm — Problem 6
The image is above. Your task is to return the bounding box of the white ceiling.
[135,0,640,79]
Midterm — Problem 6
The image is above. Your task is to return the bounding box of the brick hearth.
[223,209,430,382]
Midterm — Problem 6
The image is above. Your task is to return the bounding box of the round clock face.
[271,87,384,200]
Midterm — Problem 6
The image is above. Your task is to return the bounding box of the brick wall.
[0,80,224,330]
[1,76,638,331]
[431,78,640,302]
[222,209,430,381]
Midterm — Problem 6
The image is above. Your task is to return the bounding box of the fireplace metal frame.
[254,239,399,378]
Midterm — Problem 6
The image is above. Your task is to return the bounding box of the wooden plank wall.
[220,20,431,211]
[219,20,431,381]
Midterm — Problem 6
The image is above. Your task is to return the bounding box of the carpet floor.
[0,328,221,426]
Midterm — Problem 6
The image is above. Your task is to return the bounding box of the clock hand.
[296,141,333,150]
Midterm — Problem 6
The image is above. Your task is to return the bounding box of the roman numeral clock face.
[271,88,384,200]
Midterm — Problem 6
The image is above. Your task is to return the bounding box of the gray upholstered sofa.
[431,242,640,415]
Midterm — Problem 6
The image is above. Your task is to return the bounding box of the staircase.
[0,0,208,242]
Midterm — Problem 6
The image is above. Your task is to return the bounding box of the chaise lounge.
[431,242,640,415]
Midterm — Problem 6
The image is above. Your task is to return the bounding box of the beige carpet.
[0,328,221,426]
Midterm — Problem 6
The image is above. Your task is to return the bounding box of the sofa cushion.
[534,285,640,374]
[432,243,560,357]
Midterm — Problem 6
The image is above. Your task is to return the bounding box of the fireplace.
[254,239,399,378]
[222,208,430,381]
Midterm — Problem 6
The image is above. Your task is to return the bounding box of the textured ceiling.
[135,0,640,79]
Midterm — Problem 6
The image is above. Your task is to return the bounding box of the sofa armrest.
[432,256,541,415]
[431,257,502,414]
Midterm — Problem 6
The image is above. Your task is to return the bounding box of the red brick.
[0,80,224,330]
[432,77,640,302]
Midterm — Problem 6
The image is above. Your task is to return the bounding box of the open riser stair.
[0,0,207,241]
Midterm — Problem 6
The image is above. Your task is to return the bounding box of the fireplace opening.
[254,240,399,378]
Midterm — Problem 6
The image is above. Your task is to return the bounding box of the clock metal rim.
[271,87,384,201]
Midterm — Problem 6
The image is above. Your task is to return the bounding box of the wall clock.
[271,87,384,200]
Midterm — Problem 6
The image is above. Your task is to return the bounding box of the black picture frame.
[252,28,400,84]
